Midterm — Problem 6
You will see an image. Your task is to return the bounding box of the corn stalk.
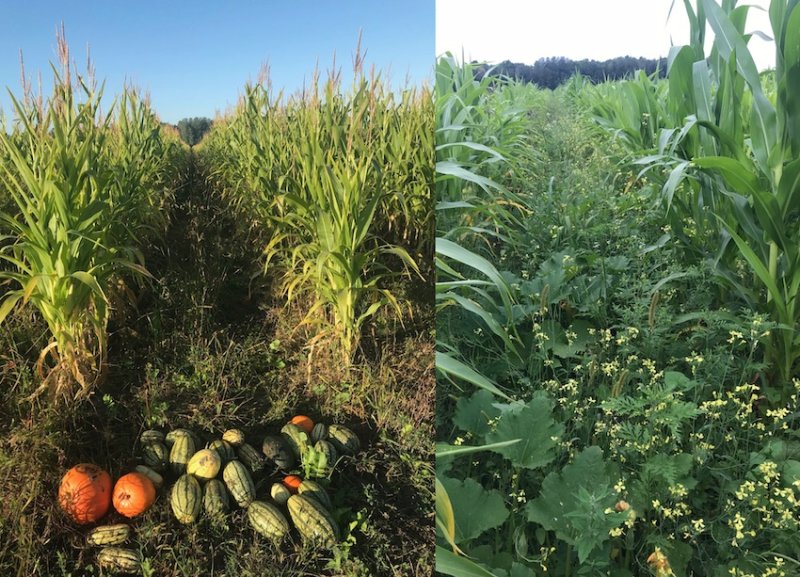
[0,46,181,400]
[626,0,800,389]
[203,61,429,364]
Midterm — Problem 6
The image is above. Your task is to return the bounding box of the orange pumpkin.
[282,474,303,494]
[58,463,112,525]
[112,472,156,518]
[289,415,314,434]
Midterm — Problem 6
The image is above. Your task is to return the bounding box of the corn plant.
[0,73,109,397]
[436,54,530,244]
[106,89,179,243]
[203,62,429,364]
[434,56,528,577]
[587,1,800,387]
[436,56,536,383]
[0,47,179,400]
[582,70,675,156]
[622,0,800,389]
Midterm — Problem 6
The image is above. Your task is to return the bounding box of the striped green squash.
[141,441,169,472]
[247,500,289,540]
[311,422,328,443]
[287,494,339,547]
[314,440,337,468]
[236,442,265,473]
[281,423,309,459]
[97,547,142,573]
[134,465,164,489]
[169,434,196,475]
[186,448,221,481]
[86,524,131,547]
[222,429,245,447]
[170,474,202,524]
[270,482,292,505]
[222,460,255,508]
[297,479,333,510]
[328,424,360,455]
[203,478,230,518]
[207,439,236,464]
[262,435,296,471]
[139,429,165,445]
[165,428,193,446]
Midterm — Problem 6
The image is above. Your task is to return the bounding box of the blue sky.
[0,1,434,124]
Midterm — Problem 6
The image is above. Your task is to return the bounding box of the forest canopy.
[475,55,668,88]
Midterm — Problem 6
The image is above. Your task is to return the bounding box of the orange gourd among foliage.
[289,415,314,434]
[58,463,112,524]
[112,472,156,518]
[282,474,303,494]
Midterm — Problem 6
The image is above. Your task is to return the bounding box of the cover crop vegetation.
[436,1,800,576]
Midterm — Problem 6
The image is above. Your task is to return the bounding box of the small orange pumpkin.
[289,415,314,434]
[282,474,303,494]
[58,463,112,525]
[112,472,156,518]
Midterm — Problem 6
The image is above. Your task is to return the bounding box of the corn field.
[0,32,434,577]
[201,61,433,364]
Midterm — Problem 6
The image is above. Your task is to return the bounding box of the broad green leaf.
[749,91,778,178]
[22,276,39,303]
[486,393,563,469]
[781,3,800,156]
[782,460,800,486]
[662,160,691,211]
[437,200,476,211]
[436,141,506,161]
[436,161,505,194]
[525,446,625,564]
[0,293,22,326]
[778,157,800,218]
[702,0,777,174]
[702,0,762,88]
[650,270,694,294]
[509,563,537,577]
[454,389,502,437]
[70,271,107,300]
[663,371,695,392]
[440,476,509,543]
[750,187,789,251]
[667,45,696,120]
[436,237,513,312]
[444,293,519,357]
[436,477,459,552]
[718,218,787,319]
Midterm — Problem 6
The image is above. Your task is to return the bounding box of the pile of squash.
[58,415,361,573]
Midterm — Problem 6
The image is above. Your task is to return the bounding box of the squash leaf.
[486,392,563,470]
[440,476,510,544]
[454,389,502,438]
[525,446,626,564]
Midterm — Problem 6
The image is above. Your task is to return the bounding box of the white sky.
[436,0,776,71]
